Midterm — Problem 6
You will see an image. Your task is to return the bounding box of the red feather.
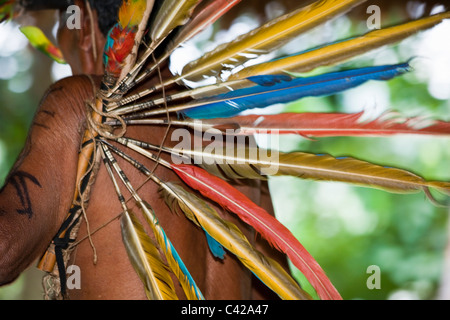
[205,112,450,137]
[173,0,242,45]
[171,163,342,300]
[105,26,136,77]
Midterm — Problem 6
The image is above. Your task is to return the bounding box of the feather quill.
[158,180,312,300]
[228,11,450,80]
[171,163,342,300]
[179,0,367,83]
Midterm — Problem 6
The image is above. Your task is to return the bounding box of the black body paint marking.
[9,171,42,219]
[33,109,56,130]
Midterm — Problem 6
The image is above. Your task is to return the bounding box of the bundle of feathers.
[2,0,450,300]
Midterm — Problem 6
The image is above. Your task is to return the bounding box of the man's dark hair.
[20,0,122,36]
[87,0,122,36]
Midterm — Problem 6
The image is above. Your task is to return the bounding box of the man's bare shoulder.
[36,75,100,122]
[39,75,100,106]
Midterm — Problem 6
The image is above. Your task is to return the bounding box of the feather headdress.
[7,0,448,300]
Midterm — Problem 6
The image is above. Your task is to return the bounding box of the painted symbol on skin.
[9,171,42,219]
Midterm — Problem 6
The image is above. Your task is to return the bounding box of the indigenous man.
[0,0,289,300]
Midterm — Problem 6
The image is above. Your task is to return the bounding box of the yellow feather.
[119,138,449,197]
[192,147,450,196]
[121,210,179,300]
[179,0,366,82]
[150,0,203,46]
[118,0,148,28]
[160,181,312,300]
[228,11,450,80]
[139,201,205,300]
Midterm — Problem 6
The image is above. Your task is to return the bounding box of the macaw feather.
[100,142,203,300]
[171,163,342,300]
[104,0,151,81]
[115,63,410,119]
[181,62,410,119]
[127,0,242,92]
[121,210,179,300]
[19,26,65,64]
[159,181,312,300]
[197,111,450,137]
[0,0,15,23]
[171,0,242,49]
[150,0,202,45]
[119,0,148,28]
[180,0,367,83]
[139,201,205,300]
[229,11,450,81]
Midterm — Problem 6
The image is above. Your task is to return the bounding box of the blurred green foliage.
[0,6,449,300]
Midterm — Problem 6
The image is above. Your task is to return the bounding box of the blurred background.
[0,0,449,300]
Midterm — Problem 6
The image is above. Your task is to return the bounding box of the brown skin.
[0,0,290,299]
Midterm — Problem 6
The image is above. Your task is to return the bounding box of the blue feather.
[204,229,226,259]
[181,62,411,119]
[103,24,117,66]
[158,224,205,299]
